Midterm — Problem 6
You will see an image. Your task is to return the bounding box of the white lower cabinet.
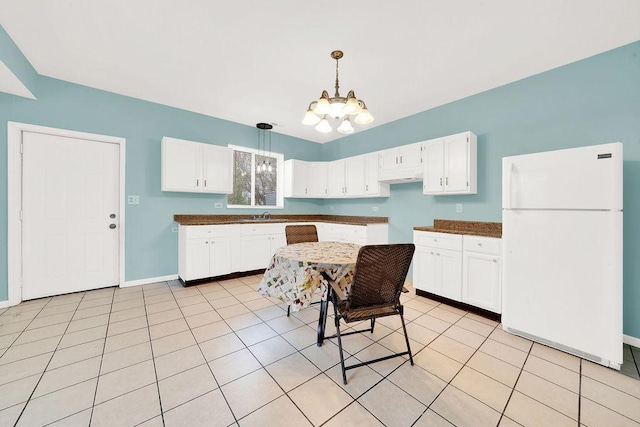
[462,236,502,313]
[413,231,463,301]
[179,225,239,281]
[180,221,390,283]
[413,231,501,313]
[240,224,287,271]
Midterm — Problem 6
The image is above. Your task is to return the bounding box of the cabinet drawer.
[325,224,366,238]
[463,236,501,256]
[183,225,236,239]
[240,223,286,236]
[414,231,462,251]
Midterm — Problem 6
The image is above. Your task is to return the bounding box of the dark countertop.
[174,214,389,226]
[414,219,502,238]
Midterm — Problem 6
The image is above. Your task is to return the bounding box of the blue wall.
[320,42,640,339]
[0,76,323,298]
[1,27,638,339]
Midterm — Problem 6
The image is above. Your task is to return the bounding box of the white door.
[210,237,232,277]
[327,160,345,197]
[308,162,327,197]
[462,252,501,312]
[436,249,462,301]
[185,238,211,281]
[364,153,380,195]
[22,132,120,299]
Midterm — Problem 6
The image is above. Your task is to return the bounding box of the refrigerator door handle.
[505,161,514,209]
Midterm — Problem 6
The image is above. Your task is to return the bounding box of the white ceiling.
[1,1,639,143]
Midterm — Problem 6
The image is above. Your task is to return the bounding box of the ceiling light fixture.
[256,122,273,173]
[302,50,373,135]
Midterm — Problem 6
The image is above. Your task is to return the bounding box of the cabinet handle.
[430,251,434,255]
[493,259,497,263]
[197,179,200,187]
[400,156,403,163]
[446,177,449,185]
[305,188,307,194]
[439,178,442,186]
[366,184,368,191]
[436,253,440,256]
[204,180,207,187]
[477,242,482,247]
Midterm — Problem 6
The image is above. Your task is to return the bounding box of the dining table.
[257,241,361,346]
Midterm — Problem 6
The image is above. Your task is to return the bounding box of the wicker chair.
[285,224,318,245]
[327,243,415,384]
[284,225,319,316]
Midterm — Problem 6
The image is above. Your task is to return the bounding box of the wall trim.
[0,300,11,309]
[7,122,126,306]
[122,274,179,288]
[623,334,640,348]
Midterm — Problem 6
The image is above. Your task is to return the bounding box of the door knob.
[109,224,117,229]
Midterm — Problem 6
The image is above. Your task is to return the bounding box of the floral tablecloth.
[257,242,361,312]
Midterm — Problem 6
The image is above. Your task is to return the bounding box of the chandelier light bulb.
[302,108,321,125]
[354,107,374,125]
[313,91,331,115]
[337,117,354,135]
[315,116,332,133]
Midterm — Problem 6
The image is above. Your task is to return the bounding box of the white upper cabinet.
[423,131,477,195]
[365,153,390,196]
[378,142,423,183]
[162,137,233,194]
[284,159,310,197]
[327,159,346,197]
[308,162,328,197]
[345,155,366,197]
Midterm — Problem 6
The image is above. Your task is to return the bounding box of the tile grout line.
[140,281,168,427]
[495,336,533,426]
[87,288,115,426]
[13,290,96,425]
[578,358,582,425]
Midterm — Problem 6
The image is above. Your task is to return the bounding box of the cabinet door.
[202,144,233,194]
[327,160,345,197]
[285,160,310,197]
[413,248,436,293]
[436,249,462,301]
[209,236,232,277]
[463,252,501,313]
[378,149,399,174]
[185,238,210,281]
[423,139,444,194]
[308,162,328,197]
[270,234,287,255]
[397,143,422,170]
[345,156,365,196]
[364,153,380,195]
[162,137,202,192]
[444,134,469,193]
[241,235,271,271]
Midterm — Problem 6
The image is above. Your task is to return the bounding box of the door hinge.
[466,136,469,142]
[20,142,24,154]
[19,210,23,221]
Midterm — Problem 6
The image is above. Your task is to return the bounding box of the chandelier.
[301,50,374,135]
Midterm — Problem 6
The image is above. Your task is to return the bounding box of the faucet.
[262,211,271,219]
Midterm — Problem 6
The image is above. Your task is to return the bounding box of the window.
[227,145,284,208]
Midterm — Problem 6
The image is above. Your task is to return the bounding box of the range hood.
[378,172,423,184]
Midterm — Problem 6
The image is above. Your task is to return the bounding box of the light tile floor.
[0,275,639,426]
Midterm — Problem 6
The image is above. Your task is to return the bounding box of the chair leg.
[287,305,290,317]
[399,308,413,366]
[370,318,375,333]
[332,296,348,385]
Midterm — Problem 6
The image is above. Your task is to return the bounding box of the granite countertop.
[414,219,502,238]
[174,214,389,226]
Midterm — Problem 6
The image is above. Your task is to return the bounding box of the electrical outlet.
[214,202,223,208]
[372,206,379,212]
[128,195,139,205]
[171,227,178,233]
[456,203,463,213]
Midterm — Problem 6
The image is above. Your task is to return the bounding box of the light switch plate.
[214,202,223,208]
[456,203,463,213]
[372,206,379,212]
[128,195,140,205]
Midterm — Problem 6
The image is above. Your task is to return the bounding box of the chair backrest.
[285,224,319,245]
[347,244,415,310]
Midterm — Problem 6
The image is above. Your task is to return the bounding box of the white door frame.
[7,122,126,306]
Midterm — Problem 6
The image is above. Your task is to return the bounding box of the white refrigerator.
[502,142,623,369]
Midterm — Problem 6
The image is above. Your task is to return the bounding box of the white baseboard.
[122,274,179,288]
[623,334,640,348]
[0,300,11,309]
